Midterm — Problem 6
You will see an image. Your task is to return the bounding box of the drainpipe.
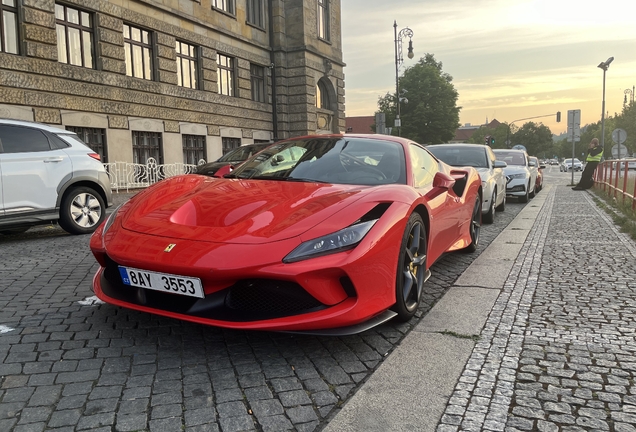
[268,0,279,140]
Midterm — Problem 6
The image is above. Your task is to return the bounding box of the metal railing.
[595,159,636,208]
[104,158,206,192]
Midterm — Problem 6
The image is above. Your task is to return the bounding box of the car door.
[0,124,73,215]
[409,144,460,262]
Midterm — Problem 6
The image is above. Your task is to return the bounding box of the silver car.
[493,149,536,203]
[427,143,507,223]
[0,119,112,235]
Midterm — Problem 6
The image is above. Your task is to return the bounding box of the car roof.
[427,143,489,149]
[0,118,73,134]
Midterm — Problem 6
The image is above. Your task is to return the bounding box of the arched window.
[316,81,330,109]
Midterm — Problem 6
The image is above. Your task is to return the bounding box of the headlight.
[508,173,526,179]
[102,205,121,236]
[283,220,377,263]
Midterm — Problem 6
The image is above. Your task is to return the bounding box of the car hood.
[120,175,370,244]
[502,166,528,175]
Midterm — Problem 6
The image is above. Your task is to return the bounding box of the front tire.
[519,184,529,203]
[392,213,427,322]
[463,194,482,253]
[496,193,506,212]
[58,186,106,235]
[483,190,496,224]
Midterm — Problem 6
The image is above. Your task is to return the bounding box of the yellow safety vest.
[586,151,602,162]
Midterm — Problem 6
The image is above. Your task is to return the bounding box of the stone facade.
[0,0,345,164]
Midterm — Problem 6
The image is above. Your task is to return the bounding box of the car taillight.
[88,153,101,161]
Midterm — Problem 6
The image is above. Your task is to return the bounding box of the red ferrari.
[90,134,483,335]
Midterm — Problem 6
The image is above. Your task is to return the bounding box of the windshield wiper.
[286,177,329,183]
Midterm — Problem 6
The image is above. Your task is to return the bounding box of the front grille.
[226,280,324,316]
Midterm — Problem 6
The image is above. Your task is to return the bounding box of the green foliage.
[375,53,460,143]
[467,123,510,148]
[511,122,554,156]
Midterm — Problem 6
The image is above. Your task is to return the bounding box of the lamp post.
[625,87,634,106]
[393,21,414,137]
[598,57,614,157]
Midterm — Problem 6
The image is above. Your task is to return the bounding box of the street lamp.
[625,86,634,106]
[393,21,414,137]
[598,56,614,157]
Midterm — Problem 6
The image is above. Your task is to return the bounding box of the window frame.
[132,131,163,164]
[65,126,107,163]
[123,23,154,81]
[221,137,241,155]
[55,3,95,69]
[246,0,264,28]
[250,63,266,103]
[182,134,206,165]
[316,80,329,109]
[175,40,199,90]
[217,53,235,97]
[317,0,330,41]
[0,0,19,55]
[211,0,235,16]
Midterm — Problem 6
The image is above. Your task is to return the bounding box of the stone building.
[0,0,345,165]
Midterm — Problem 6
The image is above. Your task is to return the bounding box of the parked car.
[560,158,582,172]
[529,156,545,194]
[550,159,559,165]
[196,142,273,177]
[90,134,483,334]
[493,149,536,203]
[0,119,112,235]
[613,160,636,171]
[427,143,507,223]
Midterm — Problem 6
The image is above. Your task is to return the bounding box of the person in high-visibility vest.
[573,138,603,190]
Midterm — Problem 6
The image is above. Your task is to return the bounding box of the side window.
[409,144,437,188]
[0,126,52,153]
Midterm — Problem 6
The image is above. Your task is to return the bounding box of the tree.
[467,123,510,148]
[510,122,553,157]
[375,53,460,143]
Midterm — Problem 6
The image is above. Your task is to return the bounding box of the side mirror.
[433,172,456,190]
[213,164,233,178]
[493,160,507,168]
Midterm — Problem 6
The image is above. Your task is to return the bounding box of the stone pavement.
[325,178,636,431]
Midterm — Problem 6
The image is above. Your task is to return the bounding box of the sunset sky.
[341,0,636,135]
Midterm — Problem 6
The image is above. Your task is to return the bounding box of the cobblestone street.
[438,180,636,431]
[0,190,523,431]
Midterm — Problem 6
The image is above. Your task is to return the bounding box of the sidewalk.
[323,181,636,431]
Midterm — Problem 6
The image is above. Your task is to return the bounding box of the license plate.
[118,266,204,298]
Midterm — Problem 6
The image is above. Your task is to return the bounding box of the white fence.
[104,158,206,192]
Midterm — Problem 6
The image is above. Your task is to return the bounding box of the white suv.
[0,119,112,235]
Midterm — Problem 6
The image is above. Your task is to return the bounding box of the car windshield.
[427,146,488,168]
[494,151,526,166]
[216,143,271,162]
[564,159,580,164]
[228,137,406,185]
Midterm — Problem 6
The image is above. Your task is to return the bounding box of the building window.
[246,0,263,28]
[222,137,241,155]
[124,24,153,80]
[55,3,94,68]
[0,0,18,54]
[66,127,107,163]
[183,134,206,165]
[212,0,234,15]
[176,41,198,89]
[316,80,329,109]
[132,131,162,164]
[317,0,330,41]
[250,64,266,103]
[217,54,234,96]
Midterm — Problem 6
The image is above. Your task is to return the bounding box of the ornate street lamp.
[393,21,414,137]
[598,57,614,157]
[624,87,634,106]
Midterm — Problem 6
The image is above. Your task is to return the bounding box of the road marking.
[78,296,105,306]
[0,325,15,334]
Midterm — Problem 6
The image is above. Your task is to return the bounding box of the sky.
[340,0,636,135]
